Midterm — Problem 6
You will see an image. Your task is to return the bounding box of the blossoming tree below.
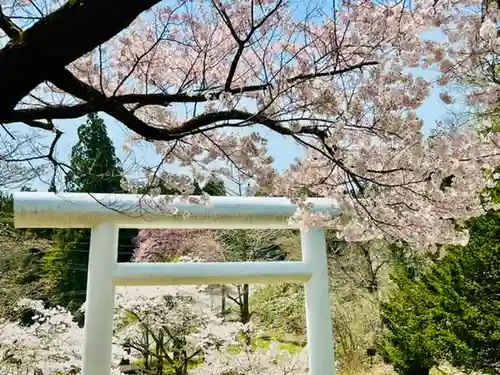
[0,284,310,375]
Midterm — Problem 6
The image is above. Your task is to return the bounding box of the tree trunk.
[241,284,250,324]
[221,284,226,315]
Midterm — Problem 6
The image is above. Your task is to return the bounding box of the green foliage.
[137,177,226,197]
[192,178,226,196]
[217,229,287,262]
[201,178,226,196]
[0,239,49,322]
[0,191,13,229]
[0,192,49,321]
[215,229,287,323]
[251,283,306,335]
[250,337,304,353]
[378,264,444,375]
[380,211,500,375]
[42,228,90,309]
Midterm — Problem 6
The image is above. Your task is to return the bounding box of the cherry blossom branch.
[47,69,297,141]
[0,2,378,141]
[1,61,377,129]
[215,0,285,91]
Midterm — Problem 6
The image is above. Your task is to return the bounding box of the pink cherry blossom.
[1,286,309,375]
[133,229,221,262]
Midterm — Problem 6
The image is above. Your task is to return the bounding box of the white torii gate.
[13,192,339,375]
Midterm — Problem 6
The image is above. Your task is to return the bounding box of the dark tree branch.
[3,93,208,123]
[287,61,378,83]
[24,119,54,131]
[222,0,284,91]
[5,65,290,141]
[0,0,162,117]
[48,68,293,141]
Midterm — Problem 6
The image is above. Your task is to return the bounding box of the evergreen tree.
[43,113,136,312]
[380,211,500,375]
[192,179,203,195]
[48,179,57,193]
[65,113,123,193]
[140,177,226,196]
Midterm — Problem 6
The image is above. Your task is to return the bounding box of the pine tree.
[43,113,136,311]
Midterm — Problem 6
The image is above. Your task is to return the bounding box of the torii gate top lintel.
[13,191,341,229]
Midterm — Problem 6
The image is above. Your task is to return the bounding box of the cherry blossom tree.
[113,284,237,375]
[1,284,309,375]
[133,229,221,262]
[1,0,500,248]
[112,284,312,375]
[192,341,310,375]
[0,299,126,375]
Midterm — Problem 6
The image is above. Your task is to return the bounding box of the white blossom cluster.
[0,285,310,375]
